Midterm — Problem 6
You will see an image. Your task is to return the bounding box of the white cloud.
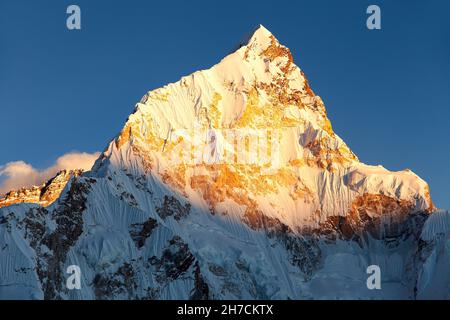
[0,151,100,195]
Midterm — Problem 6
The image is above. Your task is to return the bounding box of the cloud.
[0,151,100,195]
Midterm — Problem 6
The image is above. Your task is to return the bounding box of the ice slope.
[0,25,448,300]
[416,211,450,299]
[1,151,447,299]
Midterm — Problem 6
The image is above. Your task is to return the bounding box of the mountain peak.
[235,24,278,51]
[104,25,433,227]
[247,24,274,43]
[0,169,81,208]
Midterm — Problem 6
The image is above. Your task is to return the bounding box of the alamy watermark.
[66,5,81,30]
[161,125,282,173]
[66,265,81,290]
[366,265,381,290]
[64,5,381,31]
[367,5,381,30]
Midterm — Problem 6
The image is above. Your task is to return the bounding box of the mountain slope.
[0,25,448,300]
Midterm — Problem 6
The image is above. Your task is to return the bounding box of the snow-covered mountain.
[0,25,448,300]
[0,170,81,209]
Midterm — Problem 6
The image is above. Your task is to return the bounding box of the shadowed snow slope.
[0,25,448,300]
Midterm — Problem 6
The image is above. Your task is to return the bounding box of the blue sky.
[0,0,449,208]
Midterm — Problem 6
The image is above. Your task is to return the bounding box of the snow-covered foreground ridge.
[0,25,448,300]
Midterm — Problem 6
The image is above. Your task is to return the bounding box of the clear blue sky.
[0,0,449,208]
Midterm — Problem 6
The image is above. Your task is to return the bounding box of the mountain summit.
[95,24,433,228]
[0,26,448,300]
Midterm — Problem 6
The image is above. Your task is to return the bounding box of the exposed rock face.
[0,26,448,300]
[0,170,82,208]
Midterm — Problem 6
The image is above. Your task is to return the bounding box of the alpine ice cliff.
[0,25,448,300]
